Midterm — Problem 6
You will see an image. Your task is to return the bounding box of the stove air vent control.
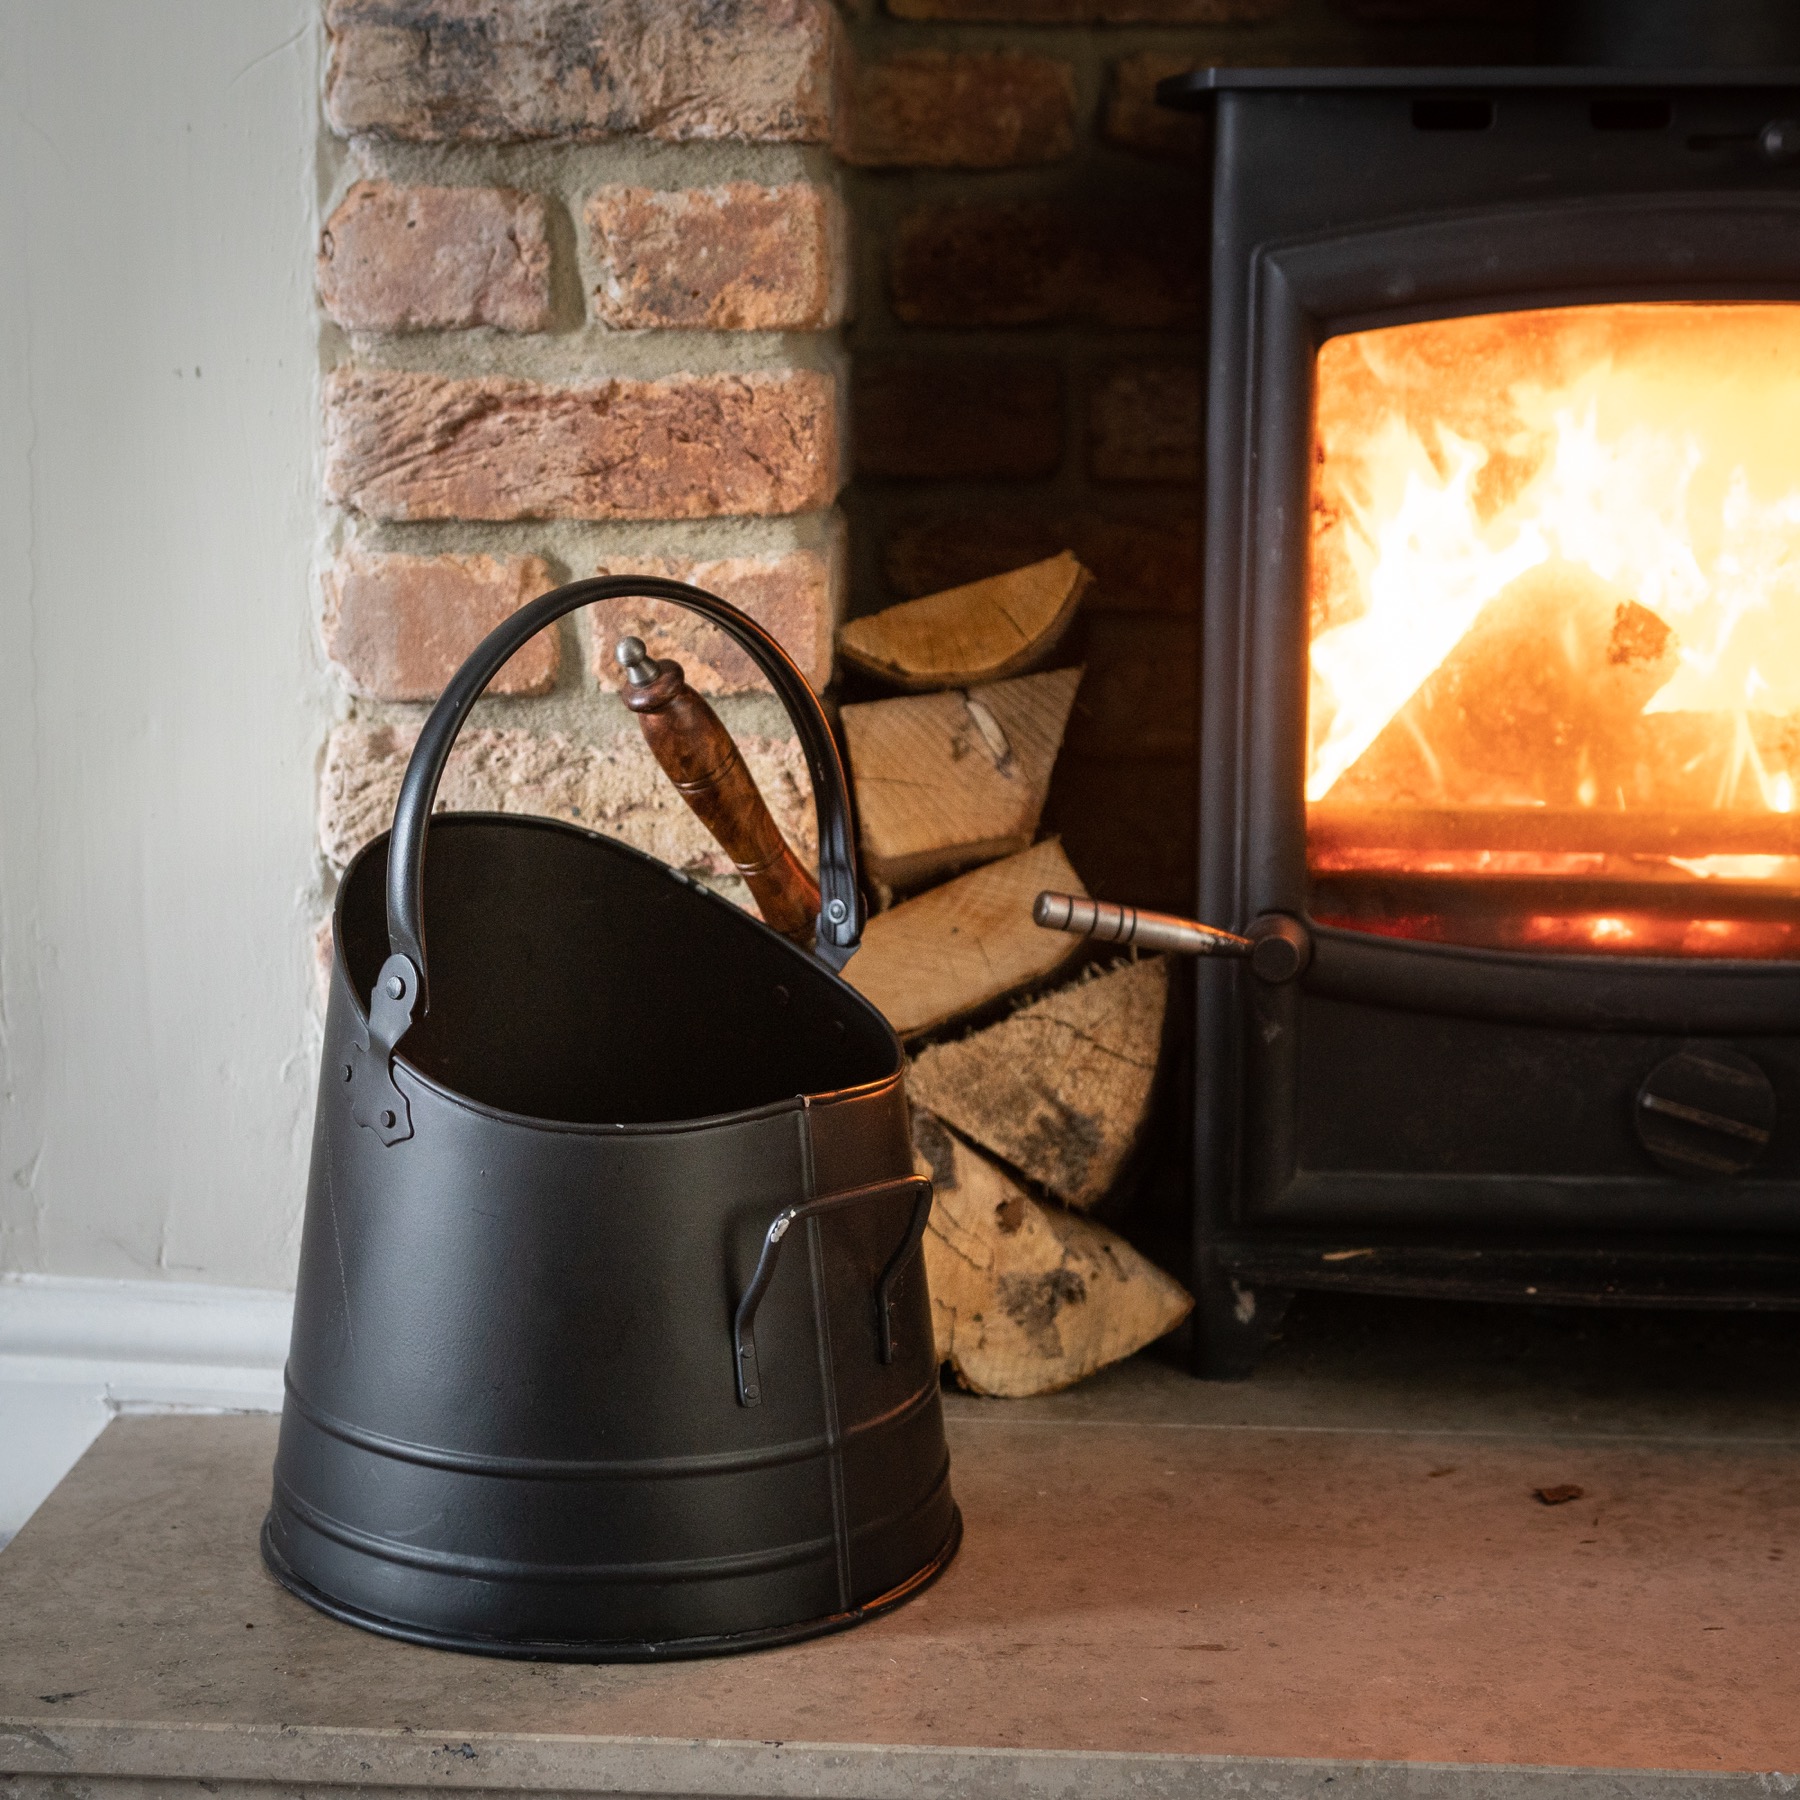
[1634,1047,1776,1178]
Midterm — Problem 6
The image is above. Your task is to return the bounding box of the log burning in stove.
[1306,303,1800,961]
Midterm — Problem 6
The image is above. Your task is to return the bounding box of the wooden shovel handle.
[618,638,821,944]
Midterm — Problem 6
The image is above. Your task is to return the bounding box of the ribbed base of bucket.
[259,1509,962,1662]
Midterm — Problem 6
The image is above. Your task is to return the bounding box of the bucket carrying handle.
[379,576,864,1031]
[733,1174,934,1407]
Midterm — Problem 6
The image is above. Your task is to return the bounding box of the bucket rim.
[329,811,906,1138]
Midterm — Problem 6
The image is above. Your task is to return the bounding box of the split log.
[838,551,1091,692]
[843,839,1088,1040]
[913,1113,1192,1397]
[842,665,1082,892]
[907,955,1168,1210]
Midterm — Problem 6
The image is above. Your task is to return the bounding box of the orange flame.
[1306,304,1800,958]
[1308,304,1800,809]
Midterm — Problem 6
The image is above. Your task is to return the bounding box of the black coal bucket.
[263,576,960,1660]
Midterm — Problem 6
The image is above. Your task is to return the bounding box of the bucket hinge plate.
[345,953,419,1147]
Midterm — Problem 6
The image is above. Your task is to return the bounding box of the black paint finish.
[267,583,958,1656]
[1165,69,1800,1372]
[1542,0,1800,70]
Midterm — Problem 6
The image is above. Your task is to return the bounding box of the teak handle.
[617,636,821,945]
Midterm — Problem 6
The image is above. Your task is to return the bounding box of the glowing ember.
[1306,303,1800,958]
[1667,854,1800,881]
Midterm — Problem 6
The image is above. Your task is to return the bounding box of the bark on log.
[842,665,1081,891]
[913,1112,1193,1397]
[843,838,1088,1040]
[907,955,1168,1210]
[838,551,1091,692]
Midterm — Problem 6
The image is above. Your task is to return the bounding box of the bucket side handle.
[382,576,864,1032]
[733,1175,934,1408]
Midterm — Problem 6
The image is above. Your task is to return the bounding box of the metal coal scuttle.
[264,577,961,1660]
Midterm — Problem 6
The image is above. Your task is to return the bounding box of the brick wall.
[837,0,1533,910]
[314,0,1535,946]
[314,0,850,927]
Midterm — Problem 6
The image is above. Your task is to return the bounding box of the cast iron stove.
[1161,5,1800,1373]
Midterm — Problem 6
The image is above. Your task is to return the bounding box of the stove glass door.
[1306,302,1800,958]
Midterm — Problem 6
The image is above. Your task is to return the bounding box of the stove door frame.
[1197,191,1800,1255]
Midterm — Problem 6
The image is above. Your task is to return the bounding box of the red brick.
[319,721,816,891]
[324,0,835,144]
[1061,614,1197,758]
[1102,53,1214,166]
[887,0,1286,18]
[1088,363,1202,485]
[587,183,844,330]
[884,508,1201,614]
[1088,205,1205,330]
[854,358,1063,482]
[589,550,839,693]
[323,367,840,521]
[838,52,1075,169]
[322,548,559,700]
[888,198,1199,330]
[889,203,1079,328]
[317,180,552,333]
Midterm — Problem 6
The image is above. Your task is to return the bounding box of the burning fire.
[1306,304,1800,957]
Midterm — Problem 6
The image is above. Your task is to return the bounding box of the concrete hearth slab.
[2,1297,1799,1798]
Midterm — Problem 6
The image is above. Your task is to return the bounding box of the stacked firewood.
[835,554,1193,1397]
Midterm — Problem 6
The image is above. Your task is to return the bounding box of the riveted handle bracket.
[733,1175,933,1407]
[345,952,419,1147]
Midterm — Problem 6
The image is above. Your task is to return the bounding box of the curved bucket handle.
[733,1174,934,1407]
[350,577,864,1146]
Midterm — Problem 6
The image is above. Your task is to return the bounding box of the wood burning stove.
[1161,35,1800,1374]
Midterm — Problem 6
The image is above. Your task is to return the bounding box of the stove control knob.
[1247,913,1312,984]
[1635,1047,1776,1178]
[1760,118,1800,162]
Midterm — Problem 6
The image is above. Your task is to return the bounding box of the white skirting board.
[0,1275,292,1547]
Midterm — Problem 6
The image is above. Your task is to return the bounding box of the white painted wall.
[0,2,327,1293]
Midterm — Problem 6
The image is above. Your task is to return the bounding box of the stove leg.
[1190,1263,1290,1380]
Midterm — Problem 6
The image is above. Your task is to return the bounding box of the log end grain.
[907,954,1169,1209]
[843,838,1087,1038]
[914,1112,1192,1397]
[838,551,1091,691]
